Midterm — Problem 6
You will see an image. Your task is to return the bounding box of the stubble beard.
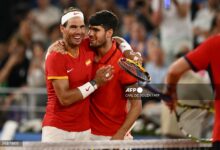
[90,39,107,49]
[65,35,81,49]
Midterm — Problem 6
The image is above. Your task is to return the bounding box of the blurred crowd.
[0,0,220,138]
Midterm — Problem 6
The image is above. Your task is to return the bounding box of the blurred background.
[0,0,219,141]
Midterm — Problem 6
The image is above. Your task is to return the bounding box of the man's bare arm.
[165,57,191,86]
[164,57,191,110]
[111,83,142,140]
[52,65,114,106]
[52,79,84,106]
[113,36,143,63]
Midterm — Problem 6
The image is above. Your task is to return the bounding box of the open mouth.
[73,36,81,40]
[72,36,82,42]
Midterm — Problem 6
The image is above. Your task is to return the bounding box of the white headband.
[61,11,84,25]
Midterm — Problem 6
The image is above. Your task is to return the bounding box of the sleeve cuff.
[47,76,68,80]
[184,56,198,72]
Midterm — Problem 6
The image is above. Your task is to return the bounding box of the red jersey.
[43,39,94,131]
[185,35,220,141]
[90,41,137,136]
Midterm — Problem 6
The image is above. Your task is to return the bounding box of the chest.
[66,53,93,87]
[92,56,120,79]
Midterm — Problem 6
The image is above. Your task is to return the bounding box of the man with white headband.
[42,7,114,142]
[43,7,142,142]
[61,11,84,25]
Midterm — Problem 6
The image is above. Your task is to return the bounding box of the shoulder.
[203,34,220,44]
[47,40,66,52]
[196,34,220,52]
[210,34,220,44]
[46,40,67,59]
[45,49,67,62]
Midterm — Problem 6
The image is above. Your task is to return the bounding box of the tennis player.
[88,10,142,140]
[42,7,114,142]
[164,35,220,149]
[43,7,141,142]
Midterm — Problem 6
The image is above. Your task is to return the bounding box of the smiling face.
[88,10,118,48]
[60,16,85,48]
[88,25,108,48]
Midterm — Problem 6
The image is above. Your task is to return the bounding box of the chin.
[89,44,95,48]
[89,43,95,47]
[73,40,82,45]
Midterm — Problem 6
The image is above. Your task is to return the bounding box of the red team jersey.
[43,39,94,131]
[185,35,220,141]
[90,41,137,136]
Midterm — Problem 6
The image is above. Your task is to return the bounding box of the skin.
[60,17,86,52]
[164,57,191,110]
[50,15,114,106]
[88,25,142,140]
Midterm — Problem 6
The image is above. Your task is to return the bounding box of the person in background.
[164,34,220,150]
[151,0,192,64]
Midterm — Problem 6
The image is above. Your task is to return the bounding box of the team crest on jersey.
[85,59,92,66]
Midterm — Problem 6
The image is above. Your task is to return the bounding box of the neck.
[64,41,79,57]
[97,39,112,57]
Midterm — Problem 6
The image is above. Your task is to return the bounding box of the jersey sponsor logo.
[85,59,92,66]
[67,68,73,73]
[73,12,80,15]
[85,86,90,91]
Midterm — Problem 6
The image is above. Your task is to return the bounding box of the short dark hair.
[61,7,82,27]
[88,10,119,33]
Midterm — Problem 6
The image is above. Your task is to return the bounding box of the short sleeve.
[46,52,68,80]
[185,36,214,71]
[119,69,137,85]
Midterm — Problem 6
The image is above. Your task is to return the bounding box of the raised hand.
[123,51,143,64]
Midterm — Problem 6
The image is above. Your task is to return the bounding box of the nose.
[75,27,83,34]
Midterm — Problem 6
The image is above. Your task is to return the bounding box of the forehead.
[66,17,85,26]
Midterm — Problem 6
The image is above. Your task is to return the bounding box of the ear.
[60,25,65,34]
[106,29,113,38]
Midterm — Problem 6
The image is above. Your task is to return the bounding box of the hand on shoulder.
[47,40,67,55]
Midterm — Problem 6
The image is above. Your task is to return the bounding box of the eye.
[93,28,99,32]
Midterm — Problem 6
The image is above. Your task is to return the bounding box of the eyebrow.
[89,26,100,31]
